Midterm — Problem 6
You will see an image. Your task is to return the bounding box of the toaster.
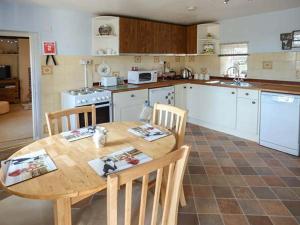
[101,76,117,87]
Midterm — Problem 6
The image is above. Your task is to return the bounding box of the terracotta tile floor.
[1,123,300,225]
[179,123,300,225]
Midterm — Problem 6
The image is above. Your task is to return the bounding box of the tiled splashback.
[185,52,300,82]
[40,52,300,131]
[40,55,184,126]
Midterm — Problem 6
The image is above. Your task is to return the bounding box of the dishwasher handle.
[262,93,299,104]
[271,96,295,103]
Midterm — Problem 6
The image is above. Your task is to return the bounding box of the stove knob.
[97,97,101,101]
[92,98,96,102]
[81,99,87,103]
[106,96,110,99]
[101,96,106,100]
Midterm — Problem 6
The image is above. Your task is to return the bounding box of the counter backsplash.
[40,52,300,134]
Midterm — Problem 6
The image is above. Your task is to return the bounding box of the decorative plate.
[97,62,111,76]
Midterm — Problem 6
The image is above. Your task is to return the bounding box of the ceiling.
[7,0,300,24]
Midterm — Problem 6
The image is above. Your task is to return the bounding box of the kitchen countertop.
[96,79,300,95]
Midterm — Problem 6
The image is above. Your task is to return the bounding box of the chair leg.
[179,185,187,207]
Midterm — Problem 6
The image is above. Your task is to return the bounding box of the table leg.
[53,198,72,225]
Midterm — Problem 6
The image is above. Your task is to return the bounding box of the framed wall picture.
[292,30,300,48]
[42,41,57,55]
[280,33,292,50]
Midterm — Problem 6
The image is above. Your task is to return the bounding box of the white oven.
[61,88,112,130]
[127,70,158,84]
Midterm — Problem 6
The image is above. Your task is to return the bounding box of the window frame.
[219,42,249,78]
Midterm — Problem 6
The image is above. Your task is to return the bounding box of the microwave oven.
[127,71,158,84]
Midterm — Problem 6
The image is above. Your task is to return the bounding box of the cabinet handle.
[245,93,249,96]
[130,94,135,97]
[190,87,193,89]
[183,86,186,89]
[231,92,235,94]
[252,101,256,104]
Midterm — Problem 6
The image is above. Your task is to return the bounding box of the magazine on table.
[61,126,95,142]
[88,146,152,178]
[0,149,57,187]
[128,123,170,141]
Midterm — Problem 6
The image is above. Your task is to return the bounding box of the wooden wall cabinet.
[94,16,219,55]
[186,25,197,54]
[119,17,186,54]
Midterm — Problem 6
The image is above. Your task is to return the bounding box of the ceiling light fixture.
[224,0,230,4]
[187,6,197,11]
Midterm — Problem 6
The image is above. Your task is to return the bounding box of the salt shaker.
[93,126,108,148]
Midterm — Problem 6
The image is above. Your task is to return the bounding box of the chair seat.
[0,184,161,225]
[0,101,9,115]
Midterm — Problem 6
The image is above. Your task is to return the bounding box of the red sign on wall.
[43,41,57,55]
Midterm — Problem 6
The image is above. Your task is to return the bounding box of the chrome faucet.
[226,66,243,84]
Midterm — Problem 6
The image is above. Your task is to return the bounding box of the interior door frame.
[0,30,42,140]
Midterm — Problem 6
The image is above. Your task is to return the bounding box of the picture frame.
[280,33,292,50]
[292,30,300,48]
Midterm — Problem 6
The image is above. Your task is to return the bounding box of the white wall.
[0,1,92,55]
[220,7,300,53]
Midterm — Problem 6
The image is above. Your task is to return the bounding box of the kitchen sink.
[220,81,254,87]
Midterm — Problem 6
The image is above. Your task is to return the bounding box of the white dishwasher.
[260,92,300,156]
[148,86,175,107]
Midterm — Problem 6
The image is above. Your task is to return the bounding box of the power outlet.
[80,59,93,65]
[296,70,300,80]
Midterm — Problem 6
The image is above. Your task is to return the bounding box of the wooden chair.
[45,105,96,136]
[152,103,187,149]
[107,146,190,225]
[152,103,188,207]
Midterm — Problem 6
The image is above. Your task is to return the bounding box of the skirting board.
[188,116,259,143]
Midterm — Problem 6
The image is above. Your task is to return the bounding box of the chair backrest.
[152,103,187,149]
[107,146,190,225]
[45,105,96,136]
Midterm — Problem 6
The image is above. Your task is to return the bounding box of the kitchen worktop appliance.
[128,70,158,84]
[61,87,112,130]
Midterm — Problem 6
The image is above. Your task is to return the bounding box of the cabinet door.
[137,20,154,53]
[213,87,237,129]
[175,84,188,110]
[114,102,146,122]
[119,17,138,53]
[187,85,237,129]
[186,25,197,54]
[186,84,202,118]
[237,98,259,135]
[171,25,186,54]
[113,89,148,122]
[153,22,172,53]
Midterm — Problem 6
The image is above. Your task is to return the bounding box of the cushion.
[0,101,9,114]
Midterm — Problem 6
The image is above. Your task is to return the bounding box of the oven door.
[139,72,152,82]
[78,102,112,127]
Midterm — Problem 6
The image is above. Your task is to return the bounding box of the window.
[219,43,248,78]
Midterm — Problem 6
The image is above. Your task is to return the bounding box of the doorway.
[0,31,41,159]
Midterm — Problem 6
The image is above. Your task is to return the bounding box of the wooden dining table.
[0,121,176,225]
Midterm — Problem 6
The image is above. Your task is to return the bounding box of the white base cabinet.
[178,83,260,142]
[113,89,148,122]
[236,89,259,140]
[175,84,188,110]
[187,84,237,130]
[112,84,260,142]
